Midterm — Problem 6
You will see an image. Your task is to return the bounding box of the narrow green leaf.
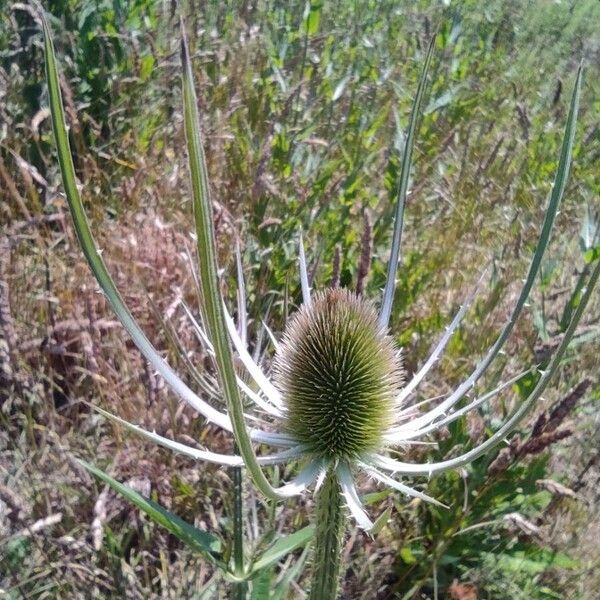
[79,460,226,569]
[304,1,322,35]
[370,506,392,536]
[559,265,588,331]
[250,525,315,573]
[379,34,436,328]
[584,245,600,264]
[250,570,272,600]
[362,489,392,506]
[271,546,311,600]
[332,75,350,102]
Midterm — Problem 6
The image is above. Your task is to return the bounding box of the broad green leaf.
[250,525,315,574]
[140,54,155,81]
[79,460,227,569]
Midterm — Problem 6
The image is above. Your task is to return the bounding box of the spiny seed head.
[274,288,402,460]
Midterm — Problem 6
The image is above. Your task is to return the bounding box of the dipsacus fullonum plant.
[42,13,598,599]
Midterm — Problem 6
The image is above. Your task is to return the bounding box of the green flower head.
[275,288,403,460]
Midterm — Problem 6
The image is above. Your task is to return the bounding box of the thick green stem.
[309,469,346,600]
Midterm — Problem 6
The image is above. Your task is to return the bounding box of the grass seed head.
[274,288,402,460]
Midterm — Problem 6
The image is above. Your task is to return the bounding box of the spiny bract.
[274,288,403,460]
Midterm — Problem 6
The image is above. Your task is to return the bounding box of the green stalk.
[231,456,247,598]
[232,464,245,577]
[309,469,346,600]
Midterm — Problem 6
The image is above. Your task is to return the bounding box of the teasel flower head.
[275,288,402,461]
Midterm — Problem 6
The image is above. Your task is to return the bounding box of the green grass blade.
[180,25,286,501]
[271,545,311,600]
[41,14,232,433]
[370,506,392,536]
[249,570,271,600]
[379,34,436,328]
[79,460,226,569]
[250,525,315,573]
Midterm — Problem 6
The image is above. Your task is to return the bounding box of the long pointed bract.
[394,271,485,407]
[387,369,532,442]
[94,406,302,465]
[42,15,236,435]
[223,305,284,407]
[371,256,600,476]
[399,66,583,433]
[181,302,284,417]
[299,233,312,307]
[379,35,436,329]
[180,26,287,501]
[337,462,374,530]
[363,465,446,507]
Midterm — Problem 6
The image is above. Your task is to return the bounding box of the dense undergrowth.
[1,1,599,598]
